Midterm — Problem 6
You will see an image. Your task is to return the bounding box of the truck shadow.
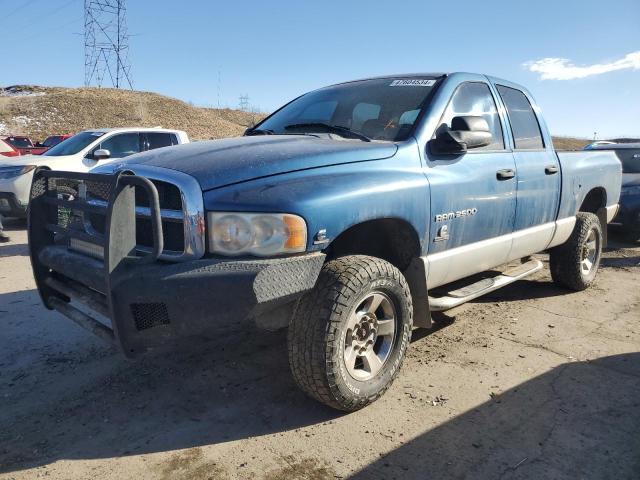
[0,217,27,231]
[0,243,29,257]
[350,352,640,479]
[0,288,340,473]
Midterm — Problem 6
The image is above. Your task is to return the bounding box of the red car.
[1,135,48,155]
[39,134,73,149]
[0,138,20,157]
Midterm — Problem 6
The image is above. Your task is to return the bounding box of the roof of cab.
[329,72,448,87]
[83,127,186,134]
[328,72,529,93]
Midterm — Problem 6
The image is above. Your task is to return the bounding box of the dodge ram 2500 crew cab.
[28,73,621,411]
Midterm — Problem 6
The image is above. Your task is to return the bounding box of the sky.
[2,0,639,138]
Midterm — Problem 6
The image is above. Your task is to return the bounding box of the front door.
[425,82,517,288]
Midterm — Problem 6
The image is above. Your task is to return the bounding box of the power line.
[84,0,133,89]
[5,0,40,20]
[9,0,79,34]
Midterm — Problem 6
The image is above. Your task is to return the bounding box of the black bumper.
[0,192,27,218]
[36,246,324,355]
[28,169,324,356]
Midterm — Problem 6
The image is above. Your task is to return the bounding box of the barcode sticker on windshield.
[390,79,436,87]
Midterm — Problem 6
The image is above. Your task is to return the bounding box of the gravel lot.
[1,220,639,480]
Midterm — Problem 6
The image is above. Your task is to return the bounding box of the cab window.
[96,133,141,158]
[496,85,545,150]
[439,82,505,151]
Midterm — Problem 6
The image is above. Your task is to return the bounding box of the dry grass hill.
[0,85,600,149]
[0,85,263,141]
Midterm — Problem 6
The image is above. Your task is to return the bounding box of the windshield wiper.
[284,123,371,142]
[244,127,274,136]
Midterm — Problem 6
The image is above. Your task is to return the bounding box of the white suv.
[0,127,189,218]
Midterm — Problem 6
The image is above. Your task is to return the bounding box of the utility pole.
[84,0,133,89]
[217,69,221,108]
[239,94,249,112]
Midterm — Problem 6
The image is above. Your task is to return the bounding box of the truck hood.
[94,135,398,191]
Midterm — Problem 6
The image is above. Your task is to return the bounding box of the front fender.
[203,143,430,255]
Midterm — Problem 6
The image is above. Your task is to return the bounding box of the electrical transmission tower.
[239,94,250,111]
[84,0,133,89]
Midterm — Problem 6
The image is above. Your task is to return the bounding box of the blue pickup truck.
[28,72,621,411]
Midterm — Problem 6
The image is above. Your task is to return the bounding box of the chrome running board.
[428,259,544,311]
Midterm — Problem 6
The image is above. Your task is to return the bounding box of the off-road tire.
[288,255,413,411]
[550,212,603,291]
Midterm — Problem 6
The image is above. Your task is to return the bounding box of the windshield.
[44,131,103,156]
[43,136,62,147]
[255,77,440,142]
[7,137,32,148]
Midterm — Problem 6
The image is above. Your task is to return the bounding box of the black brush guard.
[28,169,326,357]
[29,169,165,353]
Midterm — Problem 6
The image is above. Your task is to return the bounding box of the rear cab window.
[496,85,545,150]
[145,132,174,150]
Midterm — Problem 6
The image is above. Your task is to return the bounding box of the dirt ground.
[0,219,639,480]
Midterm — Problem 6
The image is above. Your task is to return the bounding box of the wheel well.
[325,218,421,271]
[579,188,606,214]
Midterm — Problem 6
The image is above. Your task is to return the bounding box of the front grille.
[137,218,185,251]
[30,169,205,263]
[131,302,170,330]
[86,179,186,254]
[135,180,182,210]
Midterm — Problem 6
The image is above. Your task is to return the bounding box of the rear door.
[495,85,560,257]
[425,81,517,287]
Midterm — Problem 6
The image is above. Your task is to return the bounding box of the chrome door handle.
[545,165,559,175]
[496,169,515,180]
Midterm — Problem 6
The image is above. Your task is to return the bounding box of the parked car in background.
[0,127,189,218]
[584,140,616,149]
[1,135,48,155]
[587,142,640,240]
[38,134,73,150]
[27,72,621,411]
[0,139,21,157]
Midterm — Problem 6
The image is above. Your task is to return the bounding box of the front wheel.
[550,212,603,291]
[287,255,413,411]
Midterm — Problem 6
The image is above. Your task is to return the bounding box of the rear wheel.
[288,255,413,411]
[550,212,603,291]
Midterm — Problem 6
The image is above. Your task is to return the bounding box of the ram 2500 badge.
[28,73,621,411]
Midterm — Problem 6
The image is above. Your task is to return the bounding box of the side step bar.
[428,259,543,311]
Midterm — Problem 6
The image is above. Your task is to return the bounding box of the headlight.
[0,165,37,180]
[621,186,640,196]
[208,212,307,256]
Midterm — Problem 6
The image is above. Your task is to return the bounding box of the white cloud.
[524,51,640,80]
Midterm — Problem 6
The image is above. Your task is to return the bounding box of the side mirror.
[431,115,492,155]
[93,148,111,160]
